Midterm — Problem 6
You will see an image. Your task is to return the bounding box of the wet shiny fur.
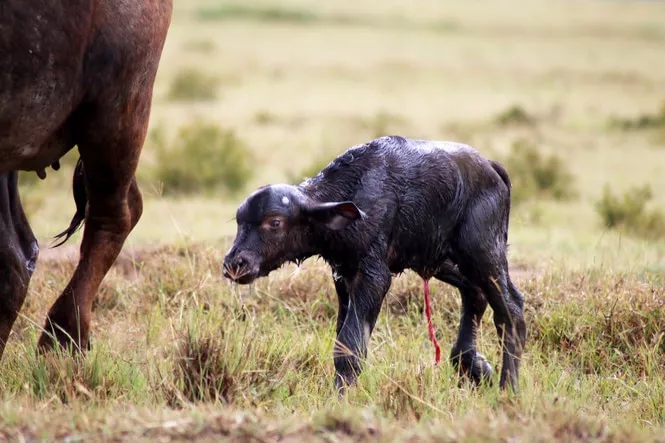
[224,136,527,392]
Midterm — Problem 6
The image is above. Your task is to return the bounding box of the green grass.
[7,0,665,440]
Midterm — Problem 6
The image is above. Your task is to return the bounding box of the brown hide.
[0,0,172,356]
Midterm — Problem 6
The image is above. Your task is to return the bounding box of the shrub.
[595,184,665,239]
[609,102,665,131]
[502,139,576,204]
[168,68,219,102]
[253,110,278,125]
[153,120,253,196]
[494,104,536,126]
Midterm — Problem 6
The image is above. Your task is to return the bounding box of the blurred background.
[20,0,665,272]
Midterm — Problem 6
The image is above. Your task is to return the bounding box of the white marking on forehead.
[281,196,290,205]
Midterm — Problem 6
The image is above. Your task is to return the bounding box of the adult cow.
[0,0,173,358]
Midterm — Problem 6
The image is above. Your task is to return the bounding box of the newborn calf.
[223,136,526,392]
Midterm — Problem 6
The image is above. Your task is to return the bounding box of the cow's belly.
[0,123,75,173]
[0,0,92,171]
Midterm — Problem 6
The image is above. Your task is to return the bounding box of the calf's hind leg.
[436,262,493,385]
[456,209,526,391]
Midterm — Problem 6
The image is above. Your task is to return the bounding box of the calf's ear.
[306,201,365,230]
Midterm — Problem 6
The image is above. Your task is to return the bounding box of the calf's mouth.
[222,260,259,285]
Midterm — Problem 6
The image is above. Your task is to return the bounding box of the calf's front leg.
[333,263,391,392]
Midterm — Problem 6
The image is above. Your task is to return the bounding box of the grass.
[5,0,665,440]
[1,246,664,440]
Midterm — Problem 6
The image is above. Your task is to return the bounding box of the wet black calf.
[223,136,526,392]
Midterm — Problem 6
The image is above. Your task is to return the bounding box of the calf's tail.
[52,158,87,247]
[489,160,512,243]
[490,160,511,197]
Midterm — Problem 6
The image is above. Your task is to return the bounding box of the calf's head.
[223,184,365,284]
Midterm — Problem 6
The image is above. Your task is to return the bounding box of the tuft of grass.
[595,184,665,239]
[495,104,536,126]
[502,139,576,204]
[13,341,146,405]
[168,68,219,102]
[169,330,238,405]
[151,120,253,196]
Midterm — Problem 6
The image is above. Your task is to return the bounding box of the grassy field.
[4,0,665,441]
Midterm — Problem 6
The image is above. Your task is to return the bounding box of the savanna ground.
[3,0,665,441]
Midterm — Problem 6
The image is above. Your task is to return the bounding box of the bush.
[168,68,219,102]
[609,102,665,131]
[494,104,536,126]
[253,110,278,125]
[595,184,665,239]
[153,120,253,196]
[502,139,576,204]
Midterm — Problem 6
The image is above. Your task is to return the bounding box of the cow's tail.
[490,160,512,243]
[52,158,87,247]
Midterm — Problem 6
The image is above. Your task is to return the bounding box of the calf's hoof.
[334,371,358,397]
[470,352,494,384]
[499,371,520,393]
[453,350,494,387]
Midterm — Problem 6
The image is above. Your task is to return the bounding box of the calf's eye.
[261,216,285,231]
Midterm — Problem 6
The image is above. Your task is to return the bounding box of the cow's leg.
[436,264,494,385]
[37,100,148,352]
[334,261,391,392]
[0,172,38,358]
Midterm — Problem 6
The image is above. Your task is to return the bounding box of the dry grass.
[5,0,665,440]
[1,246,663,440]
